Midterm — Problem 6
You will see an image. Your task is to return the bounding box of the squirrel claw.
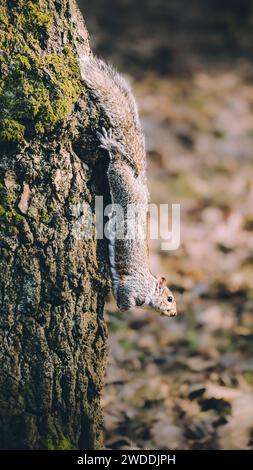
[98,127,113,140]
[96,130,104,140]
[97,127,117,153]
[100,127,112,140]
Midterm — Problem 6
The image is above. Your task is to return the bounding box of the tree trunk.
[0,0,110,450]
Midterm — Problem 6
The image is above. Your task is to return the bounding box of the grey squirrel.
[79,55,177,317]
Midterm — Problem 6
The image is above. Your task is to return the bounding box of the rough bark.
[0,0,110,450]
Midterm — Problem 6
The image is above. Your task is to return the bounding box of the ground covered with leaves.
[103,70,253,450]
[80,0,253,450]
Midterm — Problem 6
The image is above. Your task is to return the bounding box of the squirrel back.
[79,55,146,175]
[79,54,177,318]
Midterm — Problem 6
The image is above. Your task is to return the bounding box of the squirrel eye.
[167,296,173,302]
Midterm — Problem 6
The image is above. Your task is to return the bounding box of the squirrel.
[79,55,177,317]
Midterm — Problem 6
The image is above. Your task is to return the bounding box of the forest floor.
[79,0,253,450]
[103,69,253,450]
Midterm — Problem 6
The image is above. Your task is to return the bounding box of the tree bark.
[0,0,110,450]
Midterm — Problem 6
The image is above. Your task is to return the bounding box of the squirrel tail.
[78,54,141,131]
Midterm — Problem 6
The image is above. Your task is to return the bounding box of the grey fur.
[80,55,177,317]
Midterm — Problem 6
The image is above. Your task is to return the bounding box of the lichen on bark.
[0,0,110,450]
[0,0,82,143]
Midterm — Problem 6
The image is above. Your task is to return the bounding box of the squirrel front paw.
[117,297,136,312]
[115,281,137,311]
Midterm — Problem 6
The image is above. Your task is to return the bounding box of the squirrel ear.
[158,276,167,289]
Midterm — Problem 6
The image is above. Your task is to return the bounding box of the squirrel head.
[149,277,177,317]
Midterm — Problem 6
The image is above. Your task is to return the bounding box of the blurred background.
[78,0,253,449]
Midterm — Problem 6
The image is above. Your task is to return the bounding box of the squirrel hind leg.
[97,126,136,170]
[97,127,120,155]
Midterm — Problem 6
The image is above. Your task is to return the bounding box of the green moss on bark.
[0,0,82,145]
[0,0,109,451]
[0,182,24,236]
[45,435,76,451]
[0,119,26,143]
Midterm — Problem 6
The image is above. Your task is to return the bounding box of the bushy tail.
[78,54,140,130]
